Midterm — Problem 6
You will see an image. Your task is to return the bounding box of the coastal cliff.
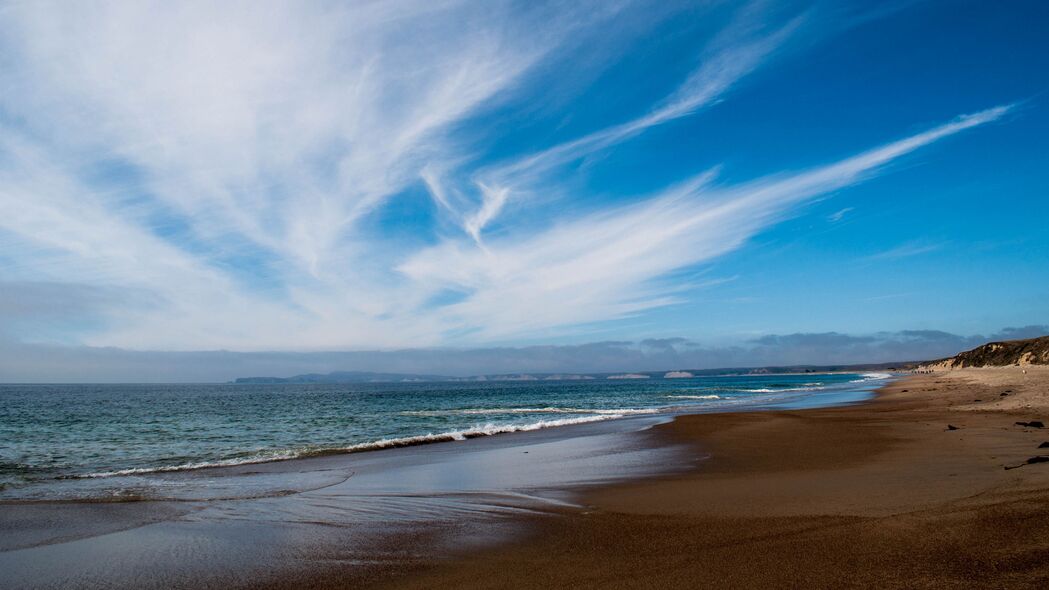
[924,335,1049,369]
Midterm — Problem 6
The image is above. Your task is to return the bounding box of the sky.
[0,1,1046,381]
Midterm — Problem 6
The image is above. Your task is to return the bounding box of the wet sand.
[0,413,690,589]
[380,367,1049,589]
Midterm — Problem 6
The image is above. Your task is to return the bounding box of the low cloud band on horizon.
[2,325,1045,383]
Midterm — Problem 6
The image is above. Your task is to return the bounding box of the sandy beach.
[377,367,1049,589]
[4,368,1048,589]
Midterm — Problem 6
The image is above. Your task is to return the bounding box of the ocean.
[0,372,891,501]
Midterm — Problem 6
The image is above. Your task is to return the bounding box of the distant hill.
[234,371,454,384]
[232,361,919,384]
[923,336,1049,369]
[676,362,919,375]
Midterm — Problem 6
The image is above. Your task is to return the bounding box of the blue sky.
[0,1,1046,378]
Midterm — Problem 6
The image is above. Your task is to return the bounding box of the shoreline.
[0,373,884,503]
[0,408,691,587]
[377,366,1049,589]
[4,369,1047,588]
[0,375,884,589]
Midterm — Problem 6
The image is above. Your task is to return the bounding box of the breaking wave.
[742,386,824,393]
[399,407,660,417]
[75,414,640,479]
[852,372,893,382]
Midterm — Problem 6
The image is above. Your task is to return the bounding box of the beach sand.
[374,367,1049,589]
[6,369,1048,589]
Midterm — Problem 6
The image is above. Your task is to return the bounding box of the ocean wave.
[73,414,641,479]
[852,372,893,382]
[399,407,660,417]
[72,449,306,479]
[665,394,721,400]
[741,386,824,393]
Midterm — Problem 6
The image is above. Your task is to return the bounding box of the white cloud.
[463,184,511,245]
[828,207,854,222]
[400,107,1011,340]
[0,0,605,349]
[448,8,805,241]
[865,240,946,261]
[0,2,1013,351]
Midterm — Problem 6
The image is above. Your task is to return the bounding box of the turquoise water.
[0,373,889,499]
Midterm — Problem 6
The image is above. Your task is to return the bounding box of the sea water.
[0,372,890,500]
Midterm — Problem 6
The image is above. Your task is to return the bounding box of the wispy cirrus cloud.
[428,6,806,243]
[0,0,618,348]
[0,1,1016,352]
[865,240,946,261]
[828,207,855,222]
[401,105,1012,340]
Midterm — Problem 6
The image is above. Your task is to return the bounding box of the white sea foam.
[742,386,823,393]
[852,372,893,382]
[70,377,882,481]
[76,413,646,479]
[76,449,305,478]
[399,407,659,417]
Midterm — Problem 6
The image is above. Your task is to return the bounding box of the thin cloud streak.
[401,106,1011,341]
[452,9,805,241]
[865,241,946,261]
[828,207,855,222]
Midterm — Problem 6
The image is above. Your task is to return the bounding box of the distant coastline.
[233,361,918,384]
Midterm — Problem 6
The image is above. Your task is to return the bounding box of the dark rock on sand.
[1004,455,1049,470]
[946,425,959,431]
[1015,421,1045,428]
[1038,442,1049,449]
